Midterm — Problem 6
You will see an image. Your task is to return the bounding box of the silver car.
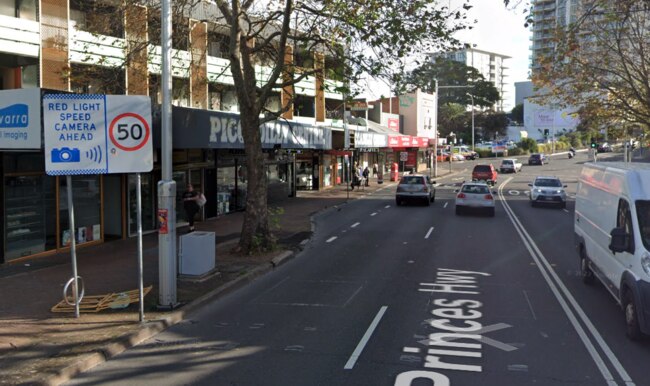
[529,176,567,208]
[396,174,436,206]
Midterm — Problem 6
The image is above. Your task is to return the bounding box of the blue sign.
[0,88,41,149]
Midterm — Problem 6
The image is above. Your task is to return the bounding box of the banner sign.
[43,94,153,175]
[354,132,387,148]
[0,88,41,149]
[172,108,331,150]
[387,135,430,148]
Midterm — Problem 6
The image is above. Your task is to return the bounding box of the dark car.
[528,153,548,165]
[471,164,498,186]
[597,142,613,153]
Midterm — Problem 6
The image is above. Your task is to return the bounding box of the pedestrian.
[182,183,200,232]
[363,166,370,186]
[372,163,378,177]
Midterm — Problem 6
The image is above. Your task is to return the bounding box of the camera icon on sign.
[51,147,81,163]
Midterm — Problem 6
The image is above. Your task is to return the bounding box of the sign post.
[44,94,153,320]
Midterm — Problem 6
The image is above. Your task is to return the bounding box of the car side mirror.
[528,183,532,187]
[492,190,497,195]
[609,227,628,253]
[564,185,568,188]
[454,189,459,193]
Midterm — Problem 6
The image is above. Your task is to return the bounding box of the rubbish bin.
[179,231,215,276]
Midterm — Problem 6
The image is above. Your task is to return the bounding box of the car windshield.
[637,200,650,250]
[461,185,490,194]
[400,176,425,185]
[535,178,562,187]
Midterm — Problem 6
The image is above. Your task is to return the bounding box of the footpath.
[0,168,463,386]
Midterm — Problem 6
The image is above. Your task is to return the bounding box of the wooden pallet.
[51,286,152,313]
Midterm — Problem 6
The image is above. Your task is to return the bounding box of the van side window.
[617,199,635,252]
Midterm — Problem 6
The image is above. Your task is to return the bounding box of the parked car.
[597,142,613,153]
[436,150,451,162]
[499,158,522,173]
[574,161,650,340]
[453,146,479,160]
[528,153,548,165]
[528,176,567,208]
[395,174,436,206]
[455,181,496,216]
[471,164,498,186]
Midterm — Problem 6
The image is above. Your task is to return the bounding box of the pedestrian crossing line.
[326,236,338,243]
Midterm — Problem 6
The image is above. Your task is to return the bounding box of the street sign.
[400,151,408,161]
[43,94,153,175]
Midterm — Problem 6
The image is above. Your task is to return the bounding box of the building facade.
[530,0,580,73]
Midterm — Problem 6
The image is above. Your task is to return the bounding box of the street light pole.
[467,93,475,152]
[433,79,438,178]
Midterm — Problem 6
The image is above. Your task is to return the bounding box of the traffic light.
[591,142,597,149]
[543,129,550,137]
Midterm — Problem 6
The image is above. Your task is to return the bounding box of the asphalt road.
[67,151,650,386]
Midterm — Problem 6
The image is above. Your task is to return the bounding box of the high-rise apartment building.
[436,48,510,112]
[530,0,580,72]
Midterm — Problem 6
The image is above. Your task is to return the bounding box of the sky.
[362,0,531,112]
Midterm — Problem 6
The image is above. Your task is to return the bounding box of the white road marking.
[563,209,569,213]
[424,227,434,239]
[522,290,537,320]
[385,205,391,208]
[508,190,520,196]
[370,212,377,216]
[498,177,634,386]
[344,306,388,370]
[443,202,448,208]
[351,222,360,228]
[326,236,338,243]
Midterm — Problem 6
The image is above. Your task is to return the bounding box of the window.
[636,200,650,250]
[617,199,635,253]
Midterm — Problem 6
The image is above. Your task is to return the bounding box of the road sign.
[43,94,153,175]
[400,151,408,161]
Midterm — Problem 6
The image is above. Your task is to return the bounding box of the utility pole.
[433,79,438,178]
[467,93,475,152]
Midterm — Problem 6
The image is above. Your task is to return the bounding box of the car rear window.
[530,154,540,159]
[502,160,513,165]
[473,165,491,172]
[461,185,489,194]
[400,176,425,184]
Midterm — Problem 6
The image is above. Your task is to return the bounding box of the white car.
[529,176,567,208]
[455,182,495,216]
[396,174,436,206]
[499,158,522,173]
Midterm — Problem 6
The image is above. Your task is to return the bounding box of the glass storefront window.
[4,176,46,260]
[323,156,332,187]
[217,166,235,215]
[59,175,101,246]
[172,171,187,225]
[128,174,156,236]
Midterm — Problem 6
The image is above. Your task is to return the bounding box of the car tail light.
[457,193,466,199]
[485,194,494,200]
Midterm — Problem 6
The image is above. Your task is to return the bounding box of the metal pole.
[433,79,438,178]
[136,173,145,322]
[469,94,475,152]
[66,176,80,318]
[158,0,177,308]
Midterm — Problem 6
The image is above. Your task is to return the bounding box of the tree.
[403,58,500,108]
[438,103,468,138]
[510,103,523,125]
[68,0,472,254]
[531,1,650,136]
[210,0,471,253]
[477,111,508,140]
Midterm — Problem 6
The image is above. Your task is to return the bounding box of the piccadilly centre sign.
[43,94,153,175]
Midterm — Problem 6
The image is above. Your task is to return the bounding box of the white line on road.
[370,212,377,216]
[326,236,338,243]
[563,209,569,213]
[385,205,391,209]
[424,227,434,239]
[351,222,360,228]
[498,177,634,386]
[522,290,537,320]
[443,202,448,208]
[344,306,388,370]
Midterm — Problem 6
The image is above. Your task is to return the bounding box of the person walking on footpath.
[372,163,378,177]
[182,183,200,232]
[363,166,370,186]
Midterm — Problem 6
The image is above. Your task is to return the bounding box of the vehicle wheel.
[455,206,462,215]
[530,200,536,207]
[430,193,435,203]
[488,207,495,217]
[580,249,595,285]
[396,199,401,206]
[561,201,567,209]
[425,197,431,206]
[623,290,643,341]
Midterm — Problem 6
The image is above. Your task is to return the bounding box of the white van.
[574,162,650,340]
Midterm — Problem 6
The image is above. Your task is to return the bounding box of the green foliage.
[438,103,469,137]
[403,58,500,108]
[519,137,538,153]
[477,112,509,139]
[510,104,523,124]
[508,147,525,156]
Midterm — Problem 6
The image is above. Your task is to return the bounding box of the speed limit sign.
[44,95,153,175]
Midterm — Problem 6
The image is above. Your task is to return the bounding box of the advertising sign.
[0,88,41,149]
[43,94,153,175]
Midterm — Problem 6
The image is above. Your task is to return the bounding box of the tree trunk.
[237,110,274,254]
